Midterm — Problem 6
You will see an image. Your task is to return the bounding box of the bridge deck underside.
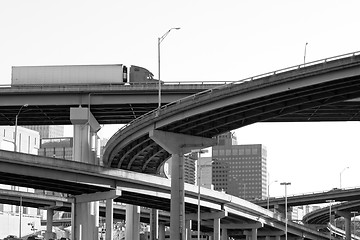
[108,75,360,172]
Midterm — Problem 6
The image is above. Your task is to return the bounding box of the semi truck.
[11,64,156,85]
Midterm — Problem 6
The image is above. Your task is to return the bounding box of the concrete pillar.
[150,209,159,240]
[252,228,258,240]
[185,220,192,240]
[170,152,186,239]
[125,204,140,240]
[150,130,216,240]
[45,208,54,240]
[159,223,166,240]
[275,235,281,240]
[265,236,271,240]
[70,107,101,240]
[213,218,220,240]
[345,215,352,240]
[71,202,76,240]
[70,107,101,164]
[106,198,114,240]
[221,228,228,240]
[74,201,99,240]
[337,211,352,240]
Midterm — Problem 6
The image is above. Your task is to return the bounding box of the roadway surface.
[103,51,360,173]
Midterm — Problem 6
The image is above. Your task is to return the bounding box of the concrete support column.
[45,208,54,240]
[345,215,352,240]
[170,152,186,239]
[70,107,101,240]
[70,107,101,164]
[71,202,76,240]
[73,124,91,163]
[275,235,281,240]
[159,223,166,240]
[125,204,140,240]
[74,201,99,240]
[251,228,258,240]
[213,218,220,240]
[221,228,228,240]
[265,236,271,240]
[150,130,216,240]
[185,220,192,240]
[337,211,352,240]
[106,198,114,240]
[150,209,159,240]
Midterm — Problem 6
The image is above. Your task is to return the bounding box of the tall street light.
[267,175,278,210]
[14,104,28,152]
[340,166,349,188]
[304,42,308,65]
[280,182,291,240]
[326,200,335,240]
[192,149,208,240]
[158,27,181,110]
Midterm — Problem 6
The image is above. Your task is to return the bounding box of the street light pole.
[280,182,291,240]
[267,174,278,210]
[340,166,349,188]
[157,27,180,110]
[192,149,208,240]
[14,104,28,152]
[304,42,308,65]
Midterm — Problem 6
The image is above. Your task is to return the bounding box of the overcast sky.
[1,0,360,197]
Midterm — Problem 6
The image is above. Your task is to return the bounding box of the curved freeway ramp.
[103,51,360,173]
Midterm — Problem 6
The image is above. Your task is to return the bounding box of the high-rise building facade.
[212,132,267,200]
[23,125,64,139]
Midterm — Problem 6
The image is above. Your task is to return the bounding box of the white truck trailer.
[11,64,154,85]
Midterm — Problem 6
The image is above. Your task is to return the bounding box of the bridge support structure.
[125,204,141,240]
[44,200,66,240]
[150,209,159,240]
[150,130,216,240]
[70,107,103,240]
[70,107,101,165]
[336,210,352,240]
[72,190,120,240]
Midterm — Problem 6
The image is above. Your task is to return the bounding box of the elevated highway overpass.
[253,187,360,209]
[0,150,329,240]
[0,82,224,125]
[3,51,360,239]
[101,51,360,239]
[103,51,360,173]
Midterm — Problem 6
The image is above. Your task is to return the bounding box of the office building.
[212,132,267,200]
[38,137,73,160]
[163,153,197,185]
[197,156,213,189]
[0,126,41,239]
[23,125,64,139]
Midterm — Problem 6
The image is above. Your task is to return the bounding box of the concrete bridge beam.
[150,130,216,240]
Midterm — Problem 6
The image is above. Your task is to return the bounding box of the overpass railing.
[117,50,360,134]
[0,81,233,88]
